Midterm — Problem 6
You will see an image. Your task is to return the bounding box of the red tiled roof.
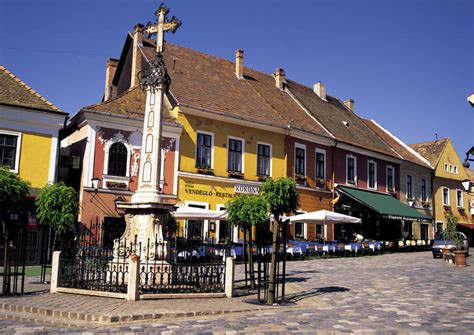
[286,80,399,157]
[409,139,449,167]
[362,119,432,169]
[0,65,64,114]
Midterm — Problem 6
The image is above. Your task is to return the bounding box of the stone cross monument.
[117,3,181,259]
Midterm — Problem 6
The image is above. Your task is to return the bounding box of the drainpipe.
[55,116,69,183]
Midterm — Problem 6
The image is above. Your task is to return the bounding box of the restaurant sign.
[234,184,260,195]
[385,214,424,222]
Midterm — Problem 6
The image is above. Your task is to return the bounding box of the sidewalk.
[0,277,276,325]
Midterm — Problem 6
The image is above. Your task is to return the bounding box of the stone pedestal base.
[116,201,175,261]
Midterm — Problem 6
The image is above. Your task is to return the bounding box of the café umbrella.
[171,206,227,220]
[286,209,361,225]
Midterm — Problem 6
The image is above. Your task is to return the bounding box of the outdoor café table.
[286,244,303,257]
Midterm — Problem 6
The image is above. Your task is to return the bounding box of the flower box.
[315,178,326,189]
[295,174,306,181]
[105,181,128,190]
[196,167,214,175]
[228,171,244,179]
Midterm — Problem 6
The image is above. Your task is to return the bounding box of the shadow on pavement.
[285,286,350,303]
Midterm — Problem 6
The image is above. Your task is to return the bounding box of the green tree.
[261,177,299,304]
[227,194,269,288]
[36,182,78,250]
[163,213,179,239]
[0,167,30,294]
[444,212,463,250]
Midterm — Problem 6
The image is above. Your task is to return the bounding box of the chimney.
[313,82,326,101]
[344,99,354,111]
[131,23,144,88]
[235,49,244,79]
[274,68,286,90]
[104,58,118,101]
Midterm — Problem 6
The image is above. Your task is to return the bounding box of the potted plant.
[444,213,467,267]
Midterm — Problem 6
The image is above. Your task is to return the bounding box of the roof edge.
[0,65,62,113]
[368,119,433,169]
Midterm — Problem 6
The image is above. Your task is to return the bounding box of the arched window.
[107,142,128,176]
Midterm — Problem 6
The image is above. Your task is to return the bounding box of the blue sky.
[1,0,473,159]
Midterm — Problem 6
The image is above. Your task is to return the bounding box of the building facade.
[62,24,438,246]
[363,119,435,240]
[0,65,67,263]
[411,139,471,233]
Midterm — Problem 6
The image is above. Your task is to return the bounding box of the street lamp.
[91,177,101,192]
[462,179,471,192]
[463,146,474,168]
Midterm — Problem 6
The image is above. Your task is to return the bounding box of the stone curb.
[0,302,272,325]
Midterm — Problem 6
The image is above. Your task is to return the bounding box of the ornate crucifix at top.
[144,3,182,53]
[131,3,181,204]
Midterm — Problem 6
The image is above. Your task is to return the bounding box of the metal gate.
[1,227,27,296]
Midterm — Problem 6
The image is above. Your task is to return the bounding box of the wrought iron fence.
[59,238,131,293]
[57,218,228,295]
[0,227,27,296]
[136,235,225,294]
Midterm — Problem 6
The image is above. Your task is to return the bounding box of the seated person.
[352,232,364,243]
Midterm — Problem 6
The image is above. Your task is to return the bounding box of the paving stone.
[0,252,473,333]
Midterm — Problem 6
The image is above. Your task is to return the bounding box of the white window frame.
[367,160,377,190]
[227,136,245,173]
[196,130,214,169]
[103,140,132,178]
[346,154,357,185]
[456,189,463,208]
[0,130,22,173]
[256,141,272,177]
[421,178,427,202]
[406,174,414,200]
[444,163,449,172]
[453,166,458,174]
[216,204,227,243]
[442,187,450,206]
[295,143,307,177]
[294,210,308,240]
[184,201,209,240]
[386,165,395,192]
[315,148,326,180]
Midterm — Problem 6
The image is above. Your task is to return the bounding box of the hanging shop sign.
[234,184,260,195]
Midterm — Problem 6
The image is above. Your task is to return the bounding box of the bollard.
[225,256,235,298]
[127,254,140,301]
[50,251,62,294]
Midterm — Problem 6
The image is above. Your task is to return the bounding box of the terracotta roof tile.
[464,167,474,181]
[286,80,399,157]
[83,86,174,122]
[0,65,63,114]
[362,119,432,169]
[139,42,330,136]
[409,139,449,167]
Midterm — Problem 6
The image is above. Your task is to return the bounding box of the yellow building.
[410,139,471,232]
[0,65,67,264]
[0,65,67,190]
[175,111,287,242]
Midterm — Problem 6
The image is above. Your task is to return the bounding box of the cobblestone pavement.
[1,252,473,334]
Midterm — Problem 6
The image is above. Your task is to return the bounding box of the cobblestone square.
[1,252,473,334]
